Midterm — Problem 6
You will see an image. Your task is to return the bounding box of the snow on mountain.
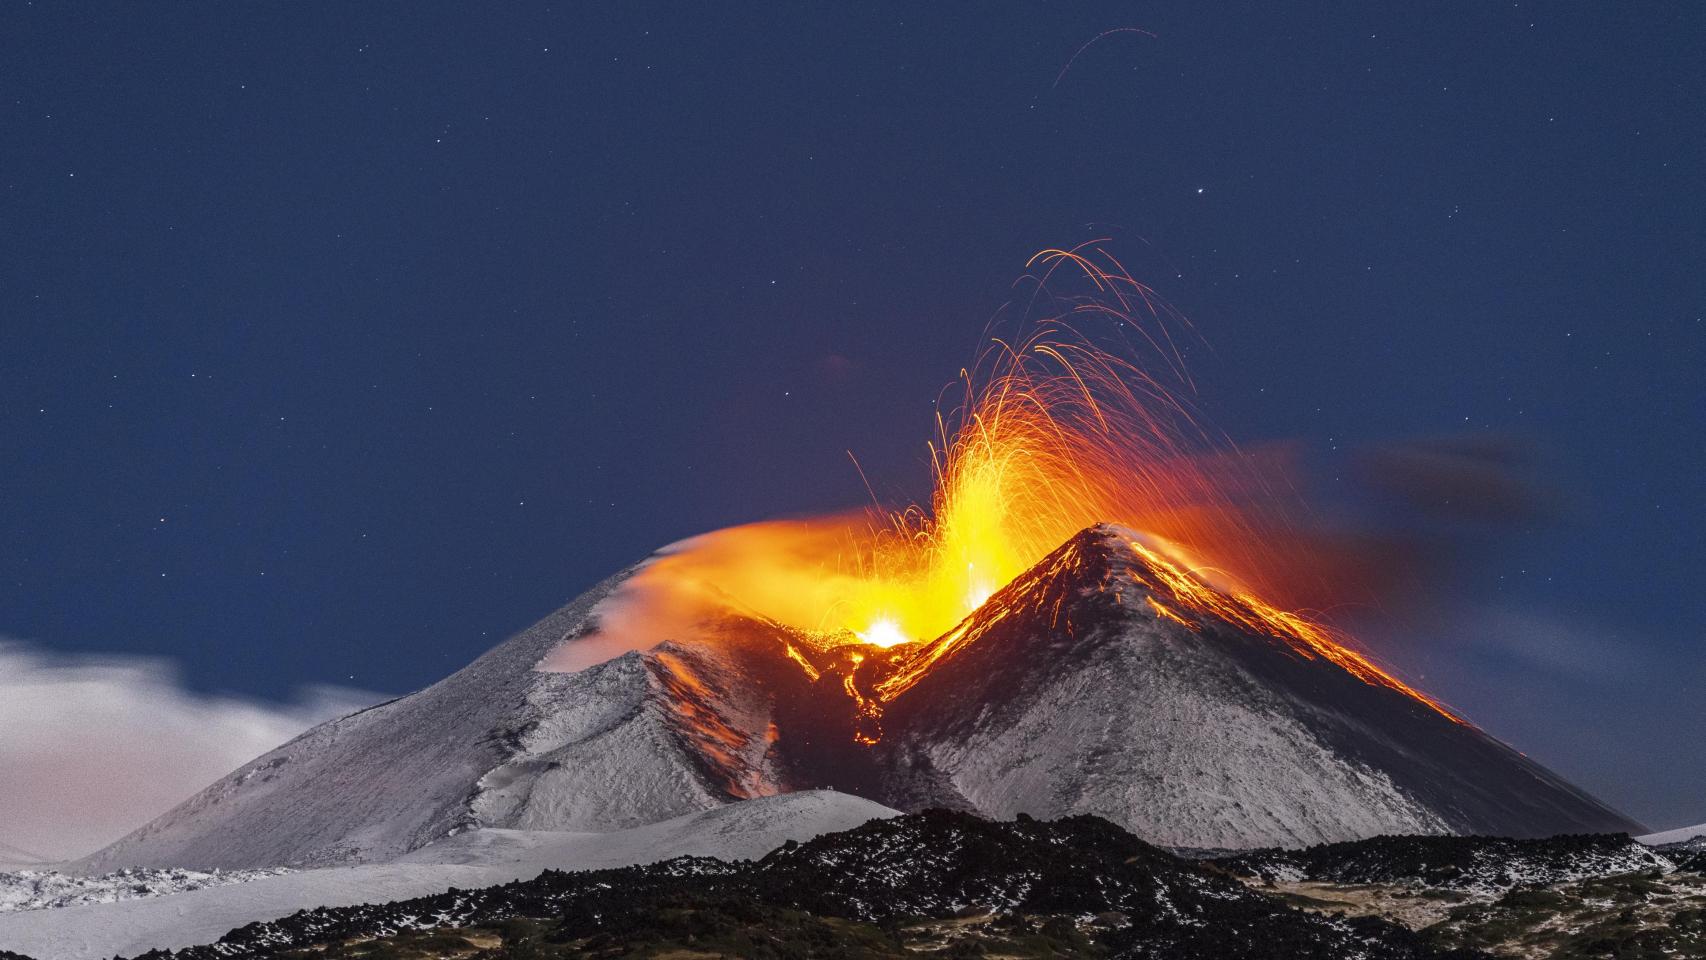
[0,791,897,960]
[1638,822,1706,872]
[0,867,290,913]
[74,567,812,872]
[1638,822,1706,846]
[400,788,896,869]
[78,523,1639,875]
[859,525,1642,848]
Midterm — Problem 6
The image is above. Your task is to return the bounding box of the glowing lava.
[856,618,910,649]
[611,243,1455,727]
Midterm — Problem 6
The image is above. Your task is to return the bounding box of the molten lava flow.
[1112,533,1462,722]
[873,535,1092,703]
[608,243,1458,734]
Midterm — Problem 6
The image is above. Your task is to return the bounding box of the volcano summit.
[78,525,1638,874]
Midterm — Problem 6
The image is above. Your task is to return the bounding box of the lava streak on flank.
[873,535,1093,704]
[1107,531,1463,723]
[824,525,1462,748]
[647,648,771,798]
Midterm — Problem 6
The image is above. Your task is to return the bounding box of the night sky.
[4,5,1702,827]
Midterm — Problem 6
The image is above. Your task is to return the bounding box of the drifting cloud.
[1356,434,1565,524]
[0,640,379,863]
[1452,606,1656,684]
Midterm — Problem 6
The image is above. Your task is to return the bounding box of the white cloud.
[1456,606,1655,683]
[0,640,379,863]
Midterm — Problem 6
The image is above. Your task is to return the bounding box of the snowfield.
[0,866,290,913]
[0,790,896,960]
[1638,821,1706,846]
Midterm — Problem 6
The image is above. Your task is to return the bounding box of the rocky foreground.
[0,811,1486,960]
[1216,833,1706,958]
[8,812,1703,959]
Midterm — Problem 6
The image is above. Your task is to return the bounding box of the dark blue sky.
[4,4,1702,826]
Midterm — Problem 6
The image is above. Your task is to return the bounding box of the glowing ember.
[856,618,911,649]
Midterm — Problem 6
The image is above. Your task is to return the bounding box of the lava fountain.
[591,244,1456,724]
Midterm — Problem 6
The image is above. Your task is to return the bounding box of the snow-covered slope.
[865,526,1643,847]
[75,568,811,872]
[0,791,897,960]
[399,789,896,869]
[0,867,290,913]
[1638,822,1706,846]
[1639,822,1706,873]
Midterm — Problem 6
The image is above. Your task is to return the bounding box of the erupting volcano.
[596,246,1455,735]
[75,249,1642,873]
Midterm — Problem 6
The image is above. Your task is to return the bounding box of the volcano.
[78,526,1639,873]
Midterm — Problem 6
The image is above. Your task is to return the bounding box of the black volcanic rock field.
[1215,833,1671,893]
[107,811,1492,960]
[6,810,1702,958]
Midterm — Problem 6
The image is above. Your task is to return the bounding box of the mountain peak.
[849,524,1642,845]
[79,528,1642,871]
[867,523,1456,725]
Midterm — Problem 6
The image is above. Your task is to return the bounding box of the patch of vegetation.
[1216,833,1662,892]
[1271,889,1357,910]
[1423,870,1706,959]
[263,901,1102,959]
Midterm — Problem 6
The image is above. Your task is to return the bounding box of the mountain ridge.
[75,524,1641,872]
[860,526,1642,845]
